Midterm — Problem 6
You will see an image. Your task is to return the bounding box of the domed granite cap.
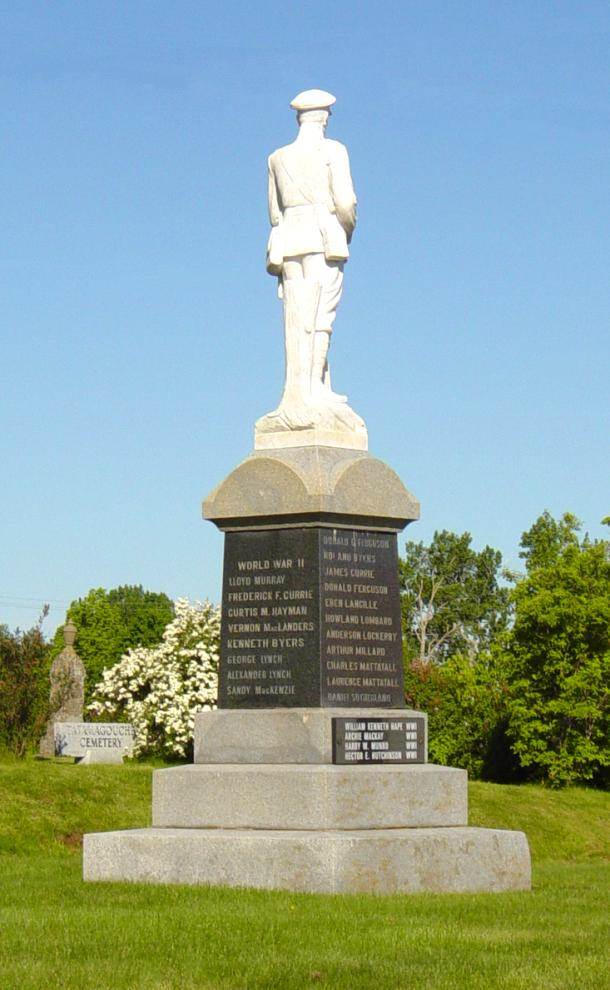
[203,447,420,533]
[290,89,336,111]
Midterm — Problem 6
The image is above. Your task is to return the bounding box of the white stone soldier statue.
[256,89,366,446]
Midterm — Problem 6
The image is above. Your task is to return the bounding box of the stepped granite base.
[83,709,531,894]
[151,763,467,831]
[83,825,530,894]
[83,451,530,894]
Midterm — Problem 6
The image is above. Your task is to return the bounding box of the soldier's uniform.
[266,90,357,402]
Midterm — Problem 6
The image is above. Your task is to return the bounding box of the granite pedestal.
[193,707,428,764]
[83,713,530,892]
[84,826,530,894]
[83,449,531,893]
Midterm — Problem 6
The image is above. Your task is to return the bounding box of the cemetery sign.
[55,722,136,764]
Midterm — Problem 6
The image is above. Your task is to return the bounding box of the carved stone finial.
[63,620,77,648]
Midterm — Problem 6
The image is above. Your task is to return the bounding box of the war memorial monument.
[84,90,531,893]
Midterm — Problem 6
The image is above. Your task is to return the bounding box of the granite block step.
[194,707,428,764]
[84,825,531,894]
[152,763,466,831]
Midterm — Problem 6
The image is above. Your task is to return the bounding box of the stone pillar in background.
[39,620,86,758]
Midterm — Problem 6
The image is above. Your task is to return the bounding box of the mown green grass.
[0,756,608,990]
[469,780,610,862]
[0,755,155,854]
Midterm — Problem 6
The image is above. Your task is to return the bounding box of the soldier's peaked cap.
[290,89,336,111]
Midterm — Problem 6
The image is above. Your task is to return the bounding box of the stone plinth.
[84,705,531,894]
[194,707,427,764]
[204,450,419,711]
[255,426,368,452]
[84,825,531,894]
[152,764,466,831]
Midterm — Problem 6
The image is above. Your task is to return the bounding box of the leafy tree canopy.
[50,586,174,700]
[404,647,520,782]
[518,509,581,570]
[0,607,50,756]
[506,512,610,786]
[400,530,511,665]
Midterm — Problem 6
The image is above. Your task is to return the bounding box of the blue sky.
[2,1,609,635]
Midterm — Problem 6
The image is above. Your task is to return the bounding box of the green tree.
[50,586,174,700]
[404,647,519,780]
[0,608,50,756]
[506,512,610,786]
[400,530,511,665]
[518,510,581,570]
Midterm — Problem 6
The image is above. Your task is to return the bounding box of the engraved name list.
[218,527,404,708]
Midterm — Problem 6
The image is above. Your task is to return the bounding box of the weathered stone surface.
[39,621,85,758]
[55,722,136,764]
[255,426,368,451]
[194,708,428,764]
[203,447,419,532]
[83,826,531,893]
[152,764,466,831]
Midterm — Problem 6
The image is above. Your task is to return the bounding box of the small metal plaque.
[332,716,426,765]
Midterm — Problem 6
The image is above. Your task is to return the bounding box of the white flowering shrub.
[88,598,219,758]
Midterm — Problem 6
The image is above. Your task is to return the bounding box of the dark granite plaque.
[218,526,405,709]
[219,528,320,708]
[332,716,426,764]
[320,529,404,707]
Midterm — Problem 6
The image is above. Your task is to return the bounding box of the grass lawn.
[0,756,608,990]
